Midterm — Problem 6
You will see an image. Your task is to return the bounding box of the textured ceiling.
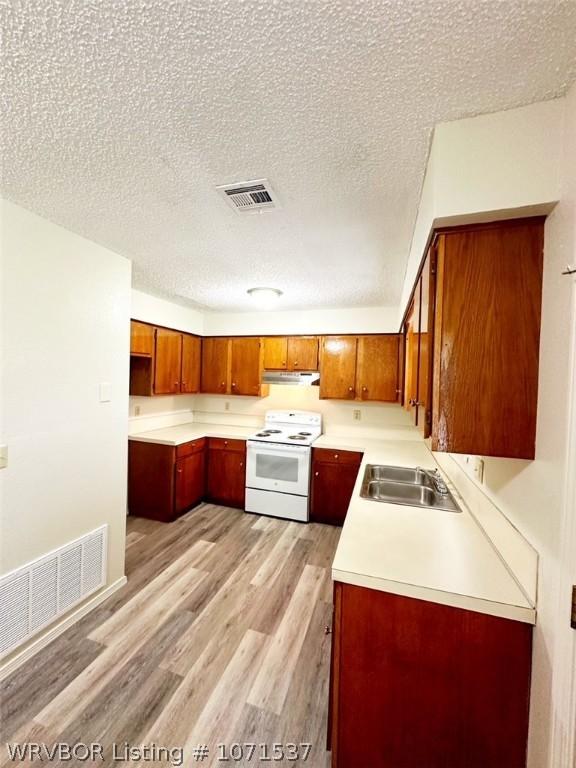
[1,1,576,312]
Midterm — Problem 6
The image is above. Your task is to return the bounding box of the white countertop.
[128,422,536,624]
[128,422,255,445]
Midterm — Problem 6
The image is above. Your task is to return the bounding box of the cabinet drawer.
[176,438,206,459]
[208,437,246,453]
[313,448,363,466]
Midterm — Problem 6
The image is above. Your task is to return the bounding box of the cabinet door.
[356,335,399,402]
[175,450,206,514]
[432,220,543,458]
[403,283,421,425]
[416,249,435,437]
[288,336,318,371]
[130,320,154,356]
[128,441,176,521]
[331,583,532,768]
[319,336,358,399]
[207,447,246,509]
[201,337,229,394]
[181,334,201,394]
[310,459,361,525]
[154,329,182,395]
[230,337,262,396]
[263,337,288,369]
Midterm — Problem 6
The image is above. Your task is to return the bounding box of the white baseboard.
[0,575,127,681]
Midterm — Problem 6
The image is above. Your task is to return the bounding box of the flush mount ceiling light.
[247,287,283,310]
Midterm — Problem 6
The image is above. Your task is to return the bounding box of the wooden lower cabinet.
[310,449,363,526]
[128,438,206,522]
[329,582,532,768]
[206,438,246,509]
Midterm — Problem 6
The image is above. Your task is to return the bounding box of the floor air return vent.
[0,526,107,657]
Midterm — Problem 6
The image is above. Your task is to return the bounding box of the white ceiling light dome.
[247,287,283,310]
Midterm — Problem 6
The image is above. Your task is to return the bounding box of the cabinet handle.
[324,625,332,635]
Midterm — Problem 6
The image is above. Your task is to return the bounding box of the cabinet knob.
[315,471,319,476]
[240,462,244,468]
[177,468,182,474]
[232,382,236,388]
[182,381,186,387]
[362,386,367,392]
[224,440,228,446]
[334,454,339,459]
[348,386,354,392]
[282,361,286,366]
[324,625,332,635]
[294,361,298,366]
[174,382,179,387]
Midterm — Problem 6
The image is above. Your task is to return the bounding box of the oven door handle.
[247,441,311,456]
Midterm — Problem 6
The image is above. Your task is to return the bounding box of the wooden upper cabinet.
[416,248,435,437]
[154,328,182,395]
[263,337,288,370]
[403,282,421,425]
[356,335,399,402]
[263,336,319,371]
[181,334,201,394]
[431,219,544,459]
[230,337,262,396]
[288,336,318,370]
[320,336,358,399]
[201,337,230,394]
[130,320,154,356]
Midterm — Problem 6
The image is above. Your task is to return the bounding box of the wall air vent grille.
[0,526,107,658]
[216,179,279,213]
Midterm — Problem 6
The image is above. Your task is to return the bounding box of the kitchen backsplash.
[129,386,417,439]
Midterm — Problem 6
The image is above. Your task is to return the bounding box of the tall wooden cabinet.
[402,217,544,459]
[320,334,400,402]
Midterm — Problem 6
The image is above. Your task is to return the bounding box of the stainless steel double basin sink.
[360,464,462,513]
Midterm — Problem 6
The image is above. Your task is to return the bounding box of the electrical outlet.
[472,457,485,483]
[353,409,361,421]
[134,405,141,416]
[224,401,230,411]
[0,445,7,469]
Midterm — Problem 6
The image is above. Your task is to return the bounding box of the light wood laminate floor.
[1,505,341,767]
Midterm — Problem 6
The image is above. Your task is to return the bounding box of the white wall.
[399,98,564,317]
[132,288,204,335]
[203,305,398,336]
[0,200,131,662]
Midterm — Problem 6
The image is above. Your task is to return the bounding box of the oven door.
[246,441,311,497]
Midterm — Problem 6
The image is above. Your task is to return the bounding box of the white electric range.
[245,410,322,522]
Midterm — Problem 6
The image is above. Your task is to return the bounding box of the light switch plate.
[0,445,8,469]
[99,382,112,403]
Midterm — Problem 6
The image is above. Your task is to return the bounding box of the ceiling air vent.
[216,179,279,213]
